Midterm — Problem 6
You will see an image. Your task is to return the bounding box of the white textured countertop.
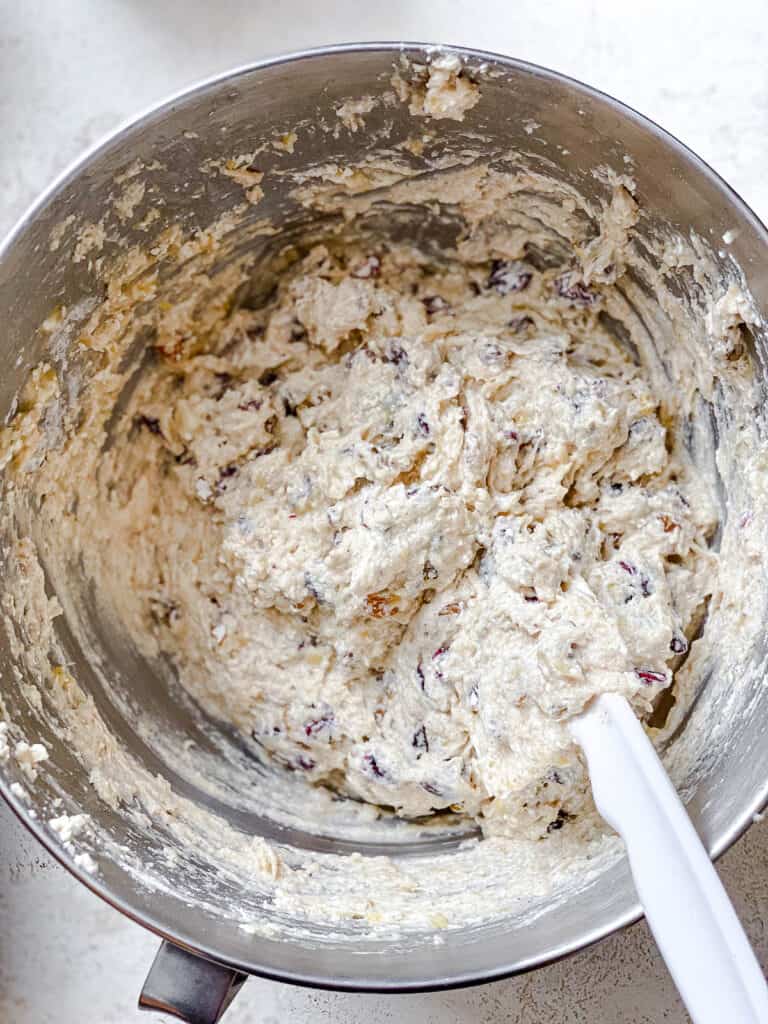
[1,2,767,1021]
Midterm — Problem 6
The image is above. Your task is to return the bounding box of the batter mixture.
[65,206,717,840]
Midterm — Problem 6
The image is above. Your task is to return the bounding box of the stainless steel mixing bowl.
[1,43,768,1023]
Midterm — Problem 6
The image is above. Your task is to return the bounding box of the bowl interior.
[1,45,768,988]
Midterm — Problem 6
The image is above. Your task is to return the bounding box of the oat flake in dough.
[80,228,717,840]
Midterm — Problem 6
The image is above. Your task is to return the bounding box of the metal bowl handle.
[138,940,248,1023]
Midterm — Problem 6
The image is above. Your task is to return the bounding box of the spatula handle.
[572,693,768,1024]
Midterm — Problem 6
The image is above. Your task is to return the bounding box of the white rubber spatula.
[570,693,768,1024]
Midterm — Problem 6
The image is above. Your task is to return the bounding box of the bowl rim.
[2,39,768,993]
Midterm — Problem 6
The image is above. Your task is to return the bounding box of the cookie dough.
[77,225,717,839]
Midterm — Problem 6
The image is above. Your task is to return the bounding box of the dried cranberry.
[304,574,324,604]
[417,413,430,436]
[635,668,666,685]
[480,343,504,365]
[384,342,408,366]
[421,781,442,796]
[412,726,429,752]
[508,315,534,333]
[351,255,381,279]
[487,260,532,295]
[296,755,316,771]
[432,645,448,660]
[670,635,688,655]
[619,560,636,575]
[639,574,653,598]
[546,808,572,833]
[363,753,386,779]
[238,398,262,412]
[215,464,239,493]
[304,712,334,737]
[416,660,426,691]
[554,273,597,306]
